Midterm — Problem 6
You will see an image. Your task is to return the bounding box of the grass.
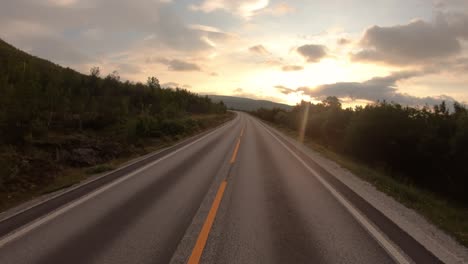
[268,122,468,248]
[0,112,235,214]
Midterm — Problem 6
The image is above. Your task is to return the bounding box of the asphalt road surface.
[0,112,442,263]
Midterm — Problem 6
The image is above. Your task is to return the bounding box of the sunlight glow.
[298,102,309,143]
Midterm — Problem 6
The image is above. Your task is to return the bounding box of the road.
[0,112,442,264]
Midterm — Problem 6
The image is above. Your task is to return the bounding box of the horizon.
[2,0,468,107]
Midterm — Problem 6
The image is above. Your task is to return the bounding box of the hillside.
[208,95,293,111]
[0,38,231,211]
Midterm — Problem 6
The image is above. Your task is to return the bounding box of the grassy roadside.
[264,120,468,248]
[0,112,235,214]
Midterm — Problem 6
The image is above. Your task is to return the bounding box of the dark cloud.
[297,44,327,63]
[14,35,91,65]
[449,57,468,72]
[0,0,217,69]
[0,0,159,31]
[352,13,468,65]
[249,45,271,56]
[148,9,213,51]
[442,12,468,38]
[275,85,295,94]
[281,65,303,71]
[156,58,201,71]
[434,0,468,12]
[400,56,468,75]
[296,71,456,106]
[337,38,351,45]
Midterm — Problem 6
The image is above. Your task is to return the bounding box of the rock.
[68,148,101,166]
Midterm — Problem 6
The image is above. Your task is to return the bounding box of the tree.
[322,96,341,109]
[147,76,161,91]
[90,66,100,78]
[108,70,120,81]
[251,99,468,204]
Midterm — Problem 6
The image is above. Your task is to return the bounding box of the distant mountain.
[208,95,293,111]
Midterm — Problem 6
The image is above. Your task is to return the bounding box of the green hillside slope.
[0,38,231,211]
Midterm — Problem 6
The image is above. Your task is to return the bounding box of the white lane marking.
[0,117,238,248]
[258,120,411,264]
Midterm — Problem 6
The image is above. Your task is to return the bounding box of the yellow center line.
[187,180,228,264]
[187,132,242,263]
[230,139,241,164]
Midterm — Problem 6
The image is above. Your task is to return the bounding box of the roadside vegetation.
[251,97,468,246]
[0,39,231,212]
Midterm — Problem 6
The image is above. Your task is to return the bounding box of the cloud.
[434,0,468,12]
[442,12,468,38]
[448,57,468,72]
[188,24,237,45]
[210,72,219,76]
[281,65,303,71]
[44,0,78,7]
[156,58,201,71]
[0,0,162,33]
[247,44,290,68]
[145,9,214,51]
[192,0,291,19]
[275,85,295,94]
[258,2,294,16]
[296,71,456,106]
[118,63,142,74]
[233,88,244,93]
[161,82,179,89]
[0,0,220,64]
[18,34,91,65]
[0,20,91,65]
[247,46,306,71]
[161,82,191,89]
[232,87,282,102]
[337,38,351,45]
[249,44,271,56]
[190,0,269,18]
[352,13,468,65]
[189,24,224,33]
[297,44,328,63]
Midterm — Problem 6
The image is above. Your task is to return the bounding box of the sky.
[1,0,468,106]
